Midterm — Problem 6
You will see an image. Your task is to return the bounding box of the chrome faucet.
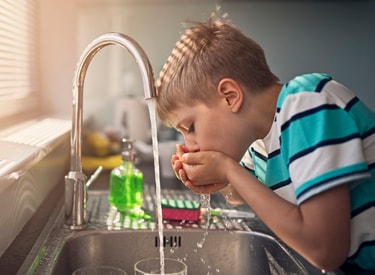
[65,33,156,229]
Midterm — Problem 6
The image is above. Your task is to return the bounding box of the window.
[0,1,38,119]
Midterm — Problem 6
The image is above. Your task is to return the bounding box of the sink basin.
[48,229,307,275]
[19,188,317,275]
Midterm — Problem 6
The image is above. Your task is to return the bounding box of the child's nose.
[183,137,199,153]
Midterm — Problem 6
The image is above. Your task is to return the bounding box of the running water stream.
[147,99,166,274]
[148,99,212,274]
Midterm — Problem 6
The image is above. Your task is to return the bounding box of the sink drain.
[155,235,182,247]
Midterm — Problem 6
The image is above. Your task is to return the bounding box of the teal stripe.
[295,162,369,198]
[277,73,331,108]
[266,155,290,187]
[281,108,358,161]
[348,245,375,271]
[251,153,267,183]
[348,100,375,134]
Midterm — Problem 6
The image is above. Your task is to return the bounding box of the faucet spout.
[65,33,156,229]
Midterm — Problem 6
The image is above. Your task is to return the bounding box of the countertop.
[0,160,345,275]
[0,160,205,274]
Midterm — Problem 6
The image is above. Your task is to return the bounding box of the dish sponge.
[161,199,201,221]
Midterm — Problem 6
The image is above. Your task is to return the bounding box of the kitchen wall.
[2,0,370,260]
[223,1,375,109]
[39,0,375,123]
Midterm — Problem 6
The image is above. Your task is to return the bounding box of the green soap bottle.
[109,138,143,214]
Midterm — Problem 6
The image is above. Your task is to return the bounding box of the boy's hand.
[179,150,231,194]
[171,144,188,183]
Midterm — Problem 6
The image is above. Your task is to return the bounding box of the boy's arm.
[219,184,245,206]
[225,157,351,272]
[180,150,350,272]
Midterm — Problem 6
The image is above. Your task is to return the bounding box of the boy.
[155,15,375,273]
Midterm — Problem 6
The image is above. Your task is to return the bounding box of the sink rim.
[17,190,317,275]
[22,217,310,275]
[50,228,310,275]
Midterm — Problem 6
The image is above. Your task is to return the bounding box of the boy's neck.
[257,83,282,138]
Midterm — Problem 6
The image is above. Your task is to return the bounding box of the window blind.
[0,1,37,97]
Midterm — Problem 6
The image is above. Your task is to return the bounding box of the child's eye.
[187,124,194,134]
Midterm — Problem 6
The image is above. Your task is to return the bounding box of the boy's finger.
[178,169,189,183]
[175,144,184,157]
[181,152,202,164]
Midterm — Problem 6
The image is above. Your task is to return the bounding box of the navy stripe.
[345,96,359,112]
[352,201,375,218]
[347,239,375,262]
[268,149,280,159]
[240,161,254,174]
[363,126,375,139]
[369,162,375,170]
[270,178,291,190]
[296,169,368,201]
[251,148,268,161]
[281,104,339,132]
[316,77,332,92]
[289,133,360,166]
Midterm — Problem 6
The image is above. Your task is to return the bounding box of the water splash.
[196,194,211,251]
[200,194,211,229]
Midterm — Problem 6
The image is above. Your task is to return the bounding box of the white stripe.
[278,92,327,125]
[297,173,370,205]
[242,139,268,171]
[265,122,280,153]
[364,134,375,165]
[251,139,268,156]
[322,81,356,109]
[349,207,375,257]
[274,184,297,204]
[289,138,366,189]
[278,80,355,128]
[241,149,254,171]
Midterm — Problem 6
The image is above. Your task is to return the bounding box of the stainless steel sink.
[50,229,308,275]
[19,188,319,275]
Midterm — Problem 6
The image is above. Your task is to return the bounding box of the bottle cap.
[121,138,136,162]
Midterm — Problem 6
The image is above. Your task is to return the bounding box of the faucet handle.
[86,166,103,189]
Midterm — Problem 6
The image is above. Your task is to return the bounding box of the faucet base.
[63,223,87,230]
[64,171,87,229]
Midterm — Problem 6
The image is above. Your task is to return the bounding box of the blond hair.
[156,12,278,124]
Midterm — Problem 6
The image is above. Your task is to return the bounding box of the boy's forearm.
[219,184,245,206]
[225,161,350,271]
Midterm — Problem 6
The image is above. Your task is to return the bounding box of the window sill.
[0,117,71,179]
[0,116,71,257]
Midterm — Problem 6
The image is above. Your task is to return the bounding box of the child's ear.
[217,78,243,112]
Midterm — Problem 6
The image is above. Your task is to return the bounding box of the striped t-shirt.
[240,73,375,271]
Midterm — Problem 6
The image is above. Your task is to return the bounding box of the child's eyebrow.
[174,122,184,131]
[174,120,190,132]
[170,120,182,130]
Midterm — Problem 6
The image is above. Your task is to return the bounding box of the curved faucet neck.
[70,32,156,172]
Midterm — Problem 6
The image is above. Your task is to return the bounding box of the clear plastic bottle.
[109,138,143,215]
